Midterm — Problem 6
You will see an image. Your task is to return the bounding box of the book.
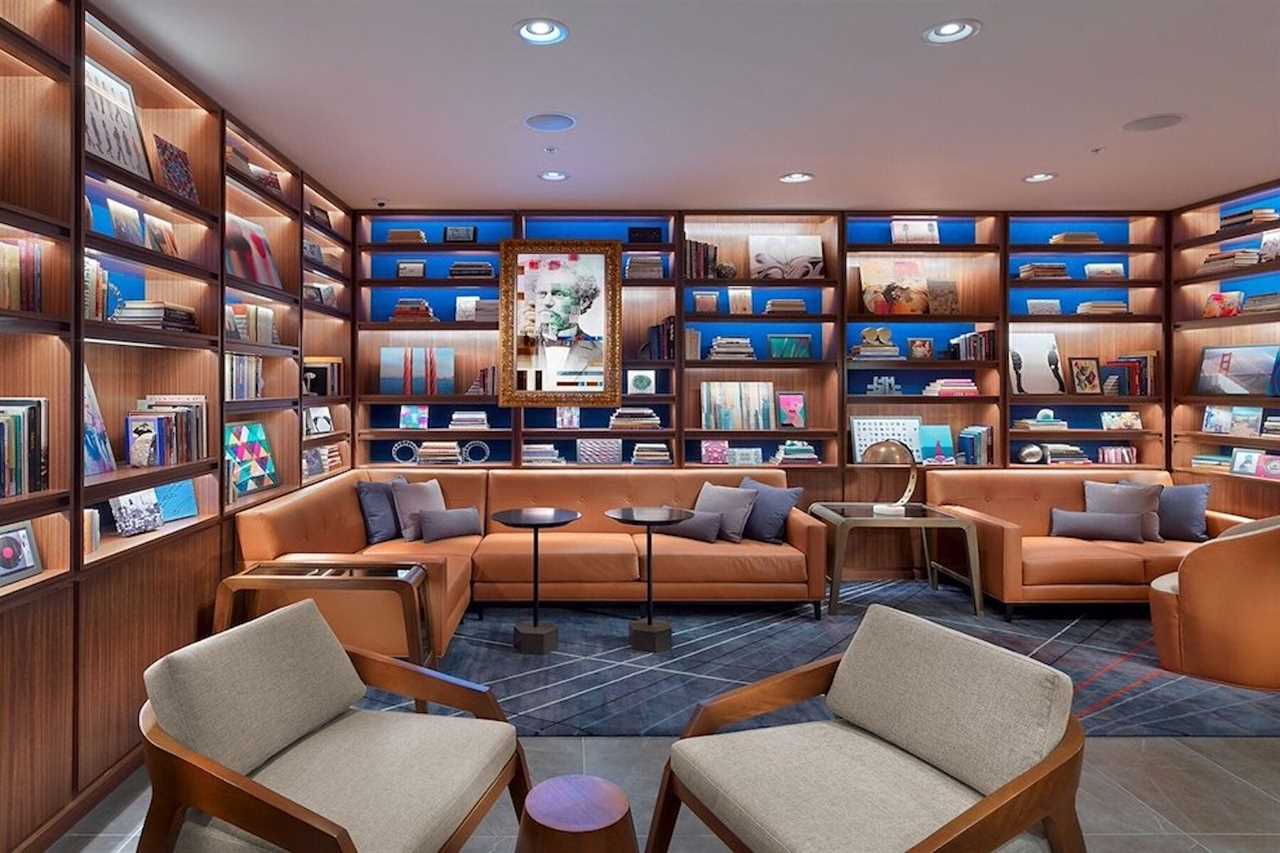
[890,218,940,244]
[1049,232,1102,244]
[1,238,43,312]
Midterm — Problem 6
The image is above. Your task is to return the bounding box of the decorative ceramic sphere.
[1018,444,1045,464]
[714,261,737,279]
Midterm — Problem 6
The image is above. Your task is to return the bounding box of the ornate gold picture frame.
[498,239,623,407]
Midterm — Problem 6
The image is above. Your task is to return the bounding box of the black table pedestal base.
[629,619,672,652]
[514,623,558,654]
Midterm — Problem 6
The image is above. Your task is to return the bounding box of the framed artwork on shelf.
[1027,298,1062,316]
[726,447,764,466]
[556,406,580,428]
[767,334,813,360]
[1229,406,1265,436]
[398,405,430,429]
[499,240,622,407]
[1100,411,1143,431]
[627,370,656,395]
[907,338,934,360]
[890,218,940,244]
[444,226,478,244]
[306,204,332,230]
[747,235,825,279]
[728,286,752,315]
[577,438,623,465]
[224,422,280,502]
[1201,405,1233,434]
[106,199,144,246]
[397,260,426,279]
[926,280,959,315]
[1008,331,1066,395]
[776,391,807,428]
[0,521,41,589]
[305,406,334,435]
[859,259,928,315]
[1068,357,1103,394]
[693,291,719,313]
[153,135,199,204]
[1193,345,1280,397]
[83,366,116,477]
[143,214,179,257]
[1230,448,1263,476]
[84,57,152,181]
[700,440,729,464]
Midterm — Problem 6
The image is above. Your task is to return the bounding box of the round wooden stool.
[515,774,639,853]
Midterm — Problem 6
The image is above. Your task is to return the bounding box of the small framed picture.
[693,291,719,313]
[1202,405,1233,434]
[443,225,477,243]
[627,369,656,395]
[306,204,332,230]
[1230,447,1263,475]
[556,406,580,428]
[1027,298,1063,315]
[776,391,808,428]
[767,333,812,360]
[907,338,934,360]
[397,260,426,278]
[728,286,752,315]
[1068,357,1102,394]
[0,521,42,588]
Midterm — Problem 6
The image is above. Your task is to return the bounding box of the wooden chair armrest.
[908,717,1086,852]
[346,646,508,721]
[138,704,354,853]
[681,655,840,738]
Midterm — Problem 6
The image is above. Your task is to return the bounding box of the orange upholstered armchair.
[1149,516,1280,691]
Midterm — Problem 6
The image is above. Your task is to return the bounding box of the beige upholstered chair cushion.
[671,720,1046,853]
[826,604,1073,795]
[1217,514,1280,539]
[144,600,366,775]
[175,710,517,852]
[1150,571,1179,595]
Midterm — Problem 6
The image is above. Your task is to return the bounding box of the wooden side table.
[516,774,639,853]
[808,502,983,616]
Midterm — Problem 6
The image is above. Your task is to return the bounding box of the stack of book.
[1102,352,1157,396]
[1,238,43,312]
[0,397,48,496]
[948,329,997,361]
[763,298,807,315]
[1243,292,1280,314]
[1219,208,1278,231]
[390,298,435,322]
[225,303,276,342]
[1018,262,1069,280]
[1084,263,1126,280]
[684,240,719,278]
[1012,415,1069,430]
[130,395,207,464]
[849,340,902,360]
[417,441,461,464]
[957,426,994,466]
[302,356,343,397]
[473,299,499,322]
[84,257,109,319]
[116,301,198,332]
[639,315,677,360]
[624,255,664,279]
[1041,443,1091,464]
[385,228,427,243]
[922,378,980,397]
[449,411,489,429]
[449,260,494,278]
[1050,232,1102,245]
[1191,453,1232,471]
[1264,416,1280,436]
[772,440,821,465]
[225,354,264,400]
[522,443,566,465]
[707,336,755,360]
[1200,249,1260,273]
[609,407,661,429]
[1076,300,1129,315]
[466,366,497,395]
[631,443,672,465]
[1098,446,1138,464]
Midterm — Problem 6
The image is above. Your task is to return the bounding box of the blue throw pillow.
[356,476,406,544]
[740,477,804,543]
[1124,481,1211,542]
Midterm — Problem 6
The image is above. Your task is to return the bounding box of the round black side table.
[605,506,695,652]
[491,507,581,654]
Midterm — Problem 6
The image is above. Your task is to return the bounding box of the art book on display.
[398,405,430,429]
[224,421,280,501]
[1100,411,1143,430]
[1229,406,1265,436]
[108,488,164,537]
[143,214,179,257]
[747,235,825,279]
[890,218,940,244]
[153,135,199,204]
[107,198,144,246]
[919,424,956,465]
[84,58,151,181]
[700,439,728,464]
[1201,405,1233,434]
[305,406,334,435]
[1008,331,1066,395]
[858,258,928,315]
[225,212,283,288]
[83,366,116,477]
[1194,345,1280,396]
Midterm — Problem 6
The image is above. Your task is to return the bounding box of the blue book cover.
[153,479,198,522]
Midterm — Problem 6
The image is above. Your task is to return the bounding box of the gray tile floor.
[50,736,1280,852]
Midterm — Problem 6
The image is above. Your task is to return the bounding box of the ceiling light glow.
[524,112,577,132]
[539,170,569,182]
[516,18,568,45]
[1023,172,1057,183]
[923,19,981,44]
[779,172,814,183]
[1122,113,1184,132]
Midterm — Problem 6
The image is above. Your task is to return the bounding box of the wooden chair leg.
[644,762,682,853]
[1043,801,1086,853]
[136,795,186,853]
[508,745,532,817]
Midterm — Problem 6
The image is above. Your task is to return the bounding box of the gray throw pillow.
[1050,509,1144,543]
[658,507,722,543]
[693,483,758,542]
[740,477,803,543]
[355,476,407,544]
[391,479,446,540]
[418,507,482,543]
[1123,480,1210,542]
[1084,481,1163,542]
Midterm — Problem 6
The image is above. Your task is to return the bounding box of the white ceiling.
[95,0,1280,212]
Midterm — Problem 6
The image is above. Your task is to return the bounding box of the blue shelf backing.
[523,438,674,465]
[1008,253,1131,280]
[1009,404,1146,429]
[84,252,147,316]
[1219,190,1280,220]
[847,216,979,246]
[369,404,511,430]
[368,253,499,280]
[523,216,671,243]
[1009,217,1133,245]
[686,320,829,360]
[847,368,977,395]
[366,216,513,244]
[523,405,671,429]
[846,321,985,356]
[368,285,498,321]
[1009,286,1131,314]
[369,439,513,464]
[683,439,827,465]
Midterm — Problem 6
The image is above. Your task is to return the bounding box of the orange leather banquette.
[926,469,1251,608]
[235,468,828,647]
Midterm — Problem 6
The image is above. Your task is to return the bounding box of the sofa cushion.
[356,477,406,544]
[361,535,482,561]
[1049,508,1144,543]
[144,601,365,776]
[1021,536,1146,586]
[826,605,1073,797]
[740,476,804,543]
[693,483,757,542]
[176,710,516,853]
[658,508,722,542]
[1084,481,1163,542]
[1151,571,1179,595]
[1094,539,1200,581]
[640,534,807,583]
[391,479,446,540]
[418,507,482,543]
[1130,481,1210,541]
[472,532,639,583]
[670,719,1047,853]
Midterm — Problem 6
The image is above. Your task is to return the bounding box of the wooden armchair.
[647,605,1085,853]
[137,599,530,853]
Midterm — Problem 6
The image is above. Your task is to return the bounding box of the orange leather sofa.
[926,469,1250,614]
[1149,516,1280,690]
[235,467,828,650]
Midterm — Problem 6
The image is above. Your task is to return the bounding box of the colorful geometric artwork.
[224,422,279,500]
[154,135,199,204]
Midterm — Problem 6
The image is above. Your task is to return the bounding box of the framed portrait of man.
[499,240,622,406]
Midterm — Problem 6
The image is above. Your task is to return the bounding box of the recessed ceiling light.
[539,170,569,182]
[524,112,576,132]
[1023,172,1057,183]
[1122,113,1184,132]
[543,146,558,154]
[923,18,981,44]
[516,18,568,45]
[779,171,814,184]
